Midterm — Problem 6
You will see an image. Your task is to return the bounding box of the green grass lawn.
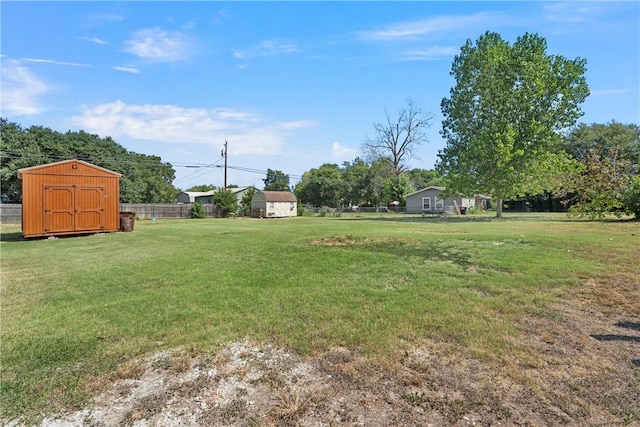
[1,213,638,421]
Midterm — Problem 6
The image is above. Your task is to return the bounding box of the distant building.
[405,186,490,214]
[176,186,255,205]
[176,191,215,204]
[251,190,297,218]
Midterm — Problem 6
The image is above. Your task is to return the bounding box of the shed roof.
[18,159,122,178]
[256,190,297,202]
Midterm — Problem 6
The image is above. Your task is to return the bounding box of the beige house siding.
[251,191,297,218]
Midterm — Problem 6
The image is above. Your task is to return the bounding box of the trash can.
[119,211,136,232]
[459,207,467,215]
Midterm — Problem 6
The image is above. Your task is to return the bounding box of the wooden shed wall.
[20,160,120,237]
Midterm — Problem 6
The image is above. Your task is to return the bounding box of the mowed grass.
[1,213,638,420]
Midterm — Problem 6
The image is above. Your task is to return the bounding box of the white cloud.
[233,39,300,59]
[331,142,358,159]
[399,46,459,61]
[591,88,629,96]
[0,59,50,116]
[80,36,109,45]
[87,12,125,25]
[68,101,316,155]
[213,9,232,24]
[124,28,193,62]
[543,2,607,23]
[113,66,141,74]
[21,58,92,67]
[357,12,499,41]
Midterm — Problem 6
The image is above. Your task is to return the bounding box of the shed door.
[43,186,75,233]
[43,186,105,233]
[75,187,104,230]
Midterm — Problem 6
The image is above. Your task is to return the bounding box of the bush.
[319,209,327,217]
[239,188,255,217]
[466,206,483,215]
[213,190,239,218]
[190,202,205,219]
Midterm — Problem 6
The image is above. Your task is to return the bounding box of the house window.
[422,197,431,211]
[435,197,444,211]
[269,202,275,209]
[290,202,295,210]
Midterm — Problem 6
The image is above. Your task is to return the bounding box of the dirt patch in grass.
[9,276,640,427]
[309,235,370,246]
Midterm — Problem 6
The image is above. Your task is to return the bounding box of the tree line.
[3,31,638,219]
[1,118,179,203]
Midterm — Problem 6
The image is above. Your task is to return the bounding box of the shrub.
[466,206,482,215]
[190,202,205,219]
[239,188,255,217]
[213,190,239,218]
[319,209,327,217]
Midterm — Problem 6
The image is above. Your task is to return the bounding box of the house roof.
[405,186,445,197]
[228,186,253,194]
[18,159,122,178]
[256,190,297,202]
[181,191,215,197]
[406,186,491,199]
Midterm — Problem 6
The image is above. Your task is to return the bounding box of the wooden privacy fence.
[0,203,219,224]
[119,203,218,219]
[0,204,22,223]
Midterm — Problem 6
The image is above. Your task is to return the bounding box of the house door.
[44,186,105,234]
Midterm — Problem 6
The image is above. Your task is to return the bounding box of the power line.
[1,150,320,185]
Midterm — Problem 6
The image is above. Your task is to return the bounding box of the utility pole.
[221,140,228,190]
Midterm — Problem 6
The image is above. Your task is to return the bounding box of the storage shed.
[251,190,297,218]
[18,159,121,238]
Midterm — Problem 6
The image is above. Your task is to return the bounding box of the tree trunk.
[496,198,503,218]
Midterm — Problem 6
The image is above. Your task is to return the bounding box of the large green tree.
[557,121,639,218]
[294,163,344,207]
[438,32,589,217]
[383,174,415,206]
[263,169,290,191]
[560,121,639,174]
[341,158,370,206]
[0,119,178,203]
[406,168,443,190]
[623,176,640,219]
[187,184,217,192]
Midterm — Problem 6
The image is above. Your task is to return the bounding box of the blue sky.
[2,1,638,191]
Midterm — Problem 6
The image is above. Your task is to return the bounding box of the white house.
[176,186,255,205]
[251,190,297,218]
[176,191,215,204]
[405,186,490,214]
